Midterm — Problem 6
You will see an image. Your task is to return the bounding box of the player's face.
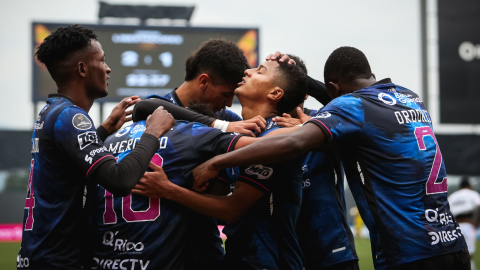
[85,40,111,99]
[201,83,236,112]
[235,61,278,106]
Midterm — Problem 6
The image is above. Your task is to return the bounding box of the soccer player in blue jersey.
[133,58,308,270]
[192,47,470,270]
[18,25,174,270]
[91,114,257,269]
[271,54,360,270]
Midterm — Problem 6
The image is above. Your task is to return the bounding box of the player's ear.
[267,87,284,102]
[198,73,211,92]
[328,81,341,98]
[372,73,376,80]
[77,62,87,78]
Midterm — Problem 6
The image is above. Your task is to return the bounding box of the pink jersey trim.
[227,135,239,152]
[86,155,114,177]
[216,176,228,182]
[239,175,269,192]
[312,119,333,141]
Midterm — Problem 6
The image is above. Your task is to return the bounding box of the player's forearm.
[211,134,303,171]
[165,184,244,223]
[91,133,160,197]
[133,99,215,126]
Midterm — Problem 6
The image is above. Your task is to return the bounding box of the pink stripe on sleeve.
[216,176,228,182]
[86,155,114,177]
[239,175,269,192]
[227,135,239,152]
[312,119,333,141]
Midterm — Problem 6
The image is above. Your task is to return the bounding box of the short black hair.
[287,54,308,74]
[185,39,250,85]
[324,46,372,83]
[460,176,471,189]
[36,24,97,76]
[274,57,308,113]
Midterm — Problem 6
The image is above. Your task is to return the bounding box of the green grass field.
[1,239,478,269]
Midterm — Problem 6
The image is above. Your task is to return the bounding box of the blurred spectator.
[448,176,480,269]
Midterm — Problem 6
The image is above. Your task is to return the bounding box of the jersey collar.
[371,78,392,86]
[47,93,75,105]
[169,88,185,107]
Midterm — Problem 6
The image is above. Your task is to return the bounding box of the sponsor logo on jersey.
[313,111,331,119]
[377,93,396,105]
[245,165,273,179]
[72,113,92,130]
[17,254,30,268]
[33,121,44,130]
[130,125,146,135]
[302,165,308,173]
[78,131,98,150]
[115,126,131,137]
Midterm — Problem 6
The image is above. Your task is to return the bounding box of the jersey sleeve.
[54,106,114,178]
[190,123,244,159]
[305,94,365,143]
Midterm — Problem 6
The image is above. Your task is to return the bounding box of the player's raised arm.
[133,98,266,136]
[192,123,326,191]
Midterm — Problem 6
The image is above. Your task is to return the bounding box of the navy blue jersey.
[298,150,358,269]
[306,79,467,269]
[298,108,358,269]
[18,95,114,270]
[224,117,304,270]
[147,91,240,263]
[92,120,242,270]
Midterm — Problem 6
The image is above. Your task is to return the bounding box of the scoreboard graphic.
[32,22,259,103]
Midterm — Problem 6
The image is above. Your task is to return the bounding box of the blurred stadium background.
[1,0,479,269]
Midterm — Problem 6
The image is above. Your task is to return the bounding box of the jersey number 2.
[414,126,447,195]
[104,154,163,224]
[24,159,35,230]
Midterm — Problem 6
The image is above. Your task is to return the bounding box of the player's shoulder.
[55,105,94,131]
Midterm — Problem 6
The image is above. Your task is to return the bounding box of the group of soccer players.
[18,24,471,270]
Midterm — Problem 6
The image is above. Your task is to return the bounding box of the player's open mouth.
[237,77,246,86]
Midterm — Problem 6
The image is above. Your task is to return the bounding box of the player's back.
[224,117,304,270]
[308,79,467,269]
[19,96,110,270]
[92,120,241,270]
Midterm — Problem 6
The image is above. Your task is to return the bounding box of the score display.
[32,22,259,103]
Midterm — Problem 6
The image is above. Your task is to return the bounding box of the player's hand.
[102,96,140,134]
[265,52,296,65]
[225,115,266,137]
[145,106,175,138]
[132,162,173,198]
[272,107,312,127]
[192,159,220,192]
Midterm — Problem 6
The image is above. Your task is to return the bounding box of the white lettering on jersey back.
[394,109,432,125]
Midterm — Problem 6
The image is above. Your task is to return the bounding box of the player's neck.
[241,103,279,120]
[57,84,94,113]
[348,77,377,93]
[175,81,202,108]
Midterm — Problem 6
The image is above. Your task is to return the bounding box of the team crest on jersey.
[78,131,98,150]
[245,165,273,179]
[72,113,92,130]
[377,93,397,105]
[313,111,331,119]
